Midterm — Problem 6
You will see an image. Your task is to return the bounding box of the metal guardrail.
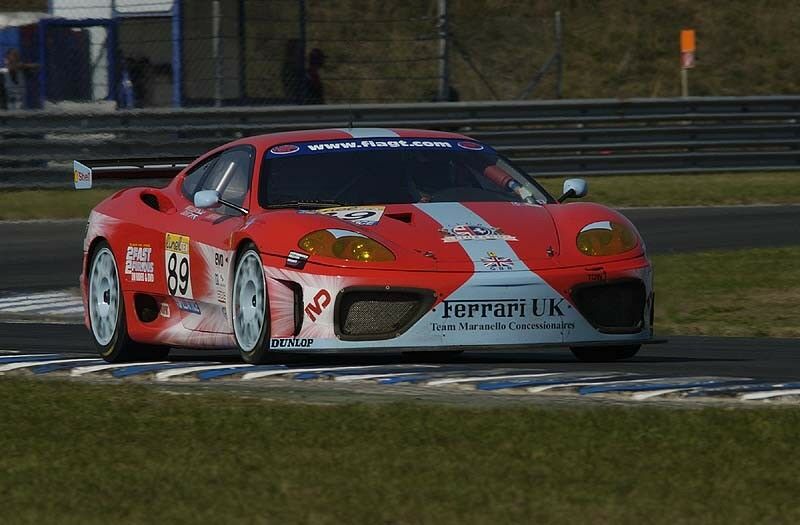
[2,96,800,187]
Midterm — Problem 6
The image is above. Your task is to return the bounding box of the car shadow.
[167,349,749,367]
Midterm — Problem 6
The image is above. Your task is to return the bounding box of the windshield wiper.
[266,200,347,209]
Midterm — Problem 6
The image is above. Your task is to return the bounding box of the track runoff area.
[2,206,800,405]
[2,335,800,404]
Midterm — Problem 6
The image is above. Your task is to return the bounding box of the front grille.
[572,280,646,333]
[336,290,431,340]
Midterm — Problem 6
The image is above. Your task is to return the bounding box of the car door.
[166,146,255,335]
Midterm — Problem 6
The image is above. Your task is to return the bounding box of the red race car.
[75,128,654,364]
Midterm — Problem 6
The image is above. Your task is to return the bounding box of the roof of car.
[223,128,474,150]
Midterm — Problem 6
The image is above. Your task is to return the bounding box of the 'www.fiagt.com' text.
[307,140,453,151]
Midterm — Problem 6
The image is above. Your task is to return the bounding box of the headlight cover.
[576,221,637,256]
[298,229,395,262]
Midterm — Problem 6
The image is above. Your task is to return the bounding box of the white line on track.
[526,376,656,393]
[426,372,557,386]
[0,353,57,357]
[71,361,172,376]
[155,364,254,381]
[740,389,800,401]
[0,299,83,313]
[334,372,420,382]
[632,388,690,400]
[0,358,96,372]
[48,306,85,315]
[241,365,384,381]
[0,292,75,305]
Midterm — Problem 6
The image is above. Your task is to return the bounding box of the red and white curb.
[1,352,800,404]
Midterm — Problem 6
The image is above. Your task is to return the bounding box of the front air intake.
[571,279,646,334]
[334,287,434,341]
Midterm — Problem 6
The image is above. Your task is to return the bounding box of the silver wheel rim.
[89,247,120,346]
[233,250,266,352]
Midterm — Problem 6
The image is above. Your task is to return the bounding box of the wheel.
[570,345,640,363]
[232,245,273,364]
[88,241,170,362]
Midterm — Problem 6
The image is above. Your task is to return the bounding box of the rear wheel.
[88,241,169,362]
[570,345,640,363]
[232,246,273,364]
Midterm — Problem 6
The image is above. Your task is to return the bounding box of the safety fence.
[3,2,561,108]
[2,95,800,187]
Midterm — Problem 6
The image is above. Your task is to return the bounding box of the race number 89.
[164,233,193,299]
[167,252,189,296]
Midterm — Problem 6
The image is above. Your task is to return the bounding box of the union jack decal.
[481,252,514,271]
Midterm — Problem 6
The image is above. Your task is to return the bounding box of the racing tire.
[570,345,641,363]
[232,244,274,364]
[88,241,170,363]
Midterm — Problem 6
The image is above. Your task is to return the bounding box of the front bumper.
[263,254,654,352]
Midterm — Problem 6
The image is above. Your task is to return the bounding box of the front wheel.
[570,345,641,363]
[232,246,273,364]
[88,241,169,362]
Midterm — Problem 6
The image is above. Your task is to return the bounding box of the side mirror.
[193,189,249,215]
[558,178,588,203]
[194,189,220,209]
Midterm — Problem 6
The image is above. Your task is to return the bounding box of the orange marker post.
[680,29,696,97]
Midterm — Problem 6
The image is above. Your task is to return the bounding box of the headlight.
[576,221,637,256]
[298,229,395,262]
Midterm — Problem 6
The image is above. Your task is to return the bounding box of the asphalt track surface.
[1,321,798,383]
[1,204,799,292]
[0,205,798,385]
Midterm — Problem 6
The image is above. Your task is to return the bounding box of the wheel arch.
[233,237,258,260]
[84,235,109,280]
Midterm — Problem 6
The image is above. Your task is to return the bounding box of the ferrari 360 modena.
[76,128,654,364]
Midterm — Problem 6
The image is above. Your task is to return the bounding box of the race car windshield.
[260,139,553,208]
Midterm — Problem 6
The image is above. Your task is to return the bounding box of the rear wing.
[73,157,195,189]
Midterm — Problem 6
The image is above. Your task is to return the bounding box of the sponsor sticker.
[175,298,201,315]
[319,205,385,226]
[430,297,575,333]
[305,289,331,322]
[481,251,514,271]
[457,141,484,151]
[212,251,227,304]
[159,303,171,318]
[270,338,314,349]
[440,224,517,243]
[180,206,205,220]
[73,161,92,189]
[305,139,455,152]
[270,144,300,155]
[124,243,154,283]
[265,139,493,158]
[165,233,192,299]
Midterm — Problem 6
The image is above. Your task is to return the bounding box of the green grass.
[653,246,800,338]
[2,171,799,220]
[0,189,115,221]
[1,377,799,524]
[537,171,800,207]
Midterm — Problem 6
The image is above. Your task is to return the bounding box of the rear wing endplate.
[73,157,194,189]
